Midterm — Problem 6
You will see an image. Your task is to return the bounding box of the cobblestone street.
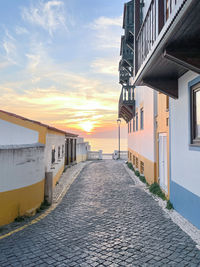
[1,160,200,266]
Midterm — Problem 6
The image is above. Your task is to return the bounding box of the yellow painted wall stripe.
[128,147,156,185]
[0,166,80,240]
[0,180,45,227]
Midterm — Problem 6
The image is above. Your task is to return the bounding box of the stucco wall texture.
[0,145,45,226]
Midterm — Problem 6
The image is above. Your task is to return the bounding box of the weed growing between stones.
[14,215,28,222]
[135,170,140,177]
[36,200,51,213]
[149,183,166,200]
[127,162,173,210]
[139,175,147,184]
[166,200,174,210]
[127,162,134,171]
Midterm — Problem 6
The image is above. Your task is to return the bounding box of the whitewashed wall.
[128,86,157,162]
[44,132,65,176]
[0,120,38,145]
[0,145,45,192]
[76,137,90,162]
[170,71,200,197]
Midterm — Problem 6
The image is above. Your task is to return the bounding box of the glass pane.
[196,90,200,138]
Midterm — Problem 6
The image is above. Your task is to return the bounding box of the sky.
[0,0,127,139]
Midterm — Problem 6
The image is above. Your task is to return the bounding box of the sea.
[84,138,128,154]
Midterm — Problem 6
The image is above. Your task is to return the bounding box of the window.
[62,145,64,157]
[166,96,169,110]
[58,146,61,158]
[130,120,132,133]
[128,122,129,133]
[133,155,136,166]
[133,118,135,132]
[136,113,138,131]
[130,153,132,162]
[51,145,55,164]
[140,161,144,175]
[136,157,139,169]
[140,108,144,130]
[191,83,200,144]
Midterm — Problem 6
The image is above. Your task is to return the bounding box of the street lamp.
[117,118,121,159]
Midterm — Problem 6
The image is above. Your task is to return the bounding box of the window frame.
[133,117,135,132]
[62,145,65,157]
[58,146,61,158]
[140,108,144,130]
[136,112,138,131]
[51,145,56,164]
[191,83,200,145]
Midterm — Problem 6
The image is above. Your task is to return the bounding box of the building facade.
[76,137,90,163]
[156,93,170,197]
[119,0,157,185]
[127,0,200,229]
[0,110,77,226]
[128,86,157,184]
[170,72,200,229]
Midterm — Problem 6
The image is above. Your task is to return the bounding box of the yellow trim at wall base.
[128,148,156,185]
[53,164,65,187]
[0,180,44,227]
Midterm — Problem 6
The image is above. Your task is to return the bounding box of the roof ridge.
[0,109,78,136]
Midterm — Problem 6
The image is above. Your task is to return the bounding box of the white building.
[0,110,75,226]
[131,0,200,229]
[127,86,157,184]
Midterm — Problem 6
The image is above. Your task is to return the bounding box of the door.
[159,133,168,193]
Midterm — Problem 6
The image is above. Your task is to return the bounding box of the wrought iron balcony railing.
[120,35,134,68]
[123,0,134,51]
[118,86,135,122]
[121,85,135,104]
[136,0,186,72]
[123,0,134,30]
[132,0,200,98]
[119,67,130,85]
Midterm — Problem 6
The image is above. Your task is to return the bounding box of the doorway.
[159,133,168,193]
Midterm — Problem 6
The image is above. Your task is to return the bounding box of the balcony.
[134,0,200,98]
[119,63,130,85]
[123,0,134,51]
[120,36,134,70]
[118,86,135,122]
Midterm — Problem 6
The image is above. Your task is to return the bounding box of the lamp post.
[117,119,121,159]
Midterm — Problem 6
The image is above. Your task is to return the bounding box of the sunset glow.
[79,121,94,133]
[0,0,127,138]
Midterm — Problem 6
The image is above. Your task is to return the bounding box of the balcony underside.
[119,104,134,123]
[135,0,200,99]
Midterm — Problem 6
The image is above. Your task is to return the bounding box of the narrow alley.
[1,161,200,266]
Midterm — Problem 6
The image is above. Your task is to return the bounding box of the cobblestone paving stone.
[1,160,200,266]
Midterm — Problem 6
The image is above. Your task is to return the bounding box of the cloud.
[92,16,122,29]
[0,7,122,138]
[0,75,120,134]
[15,26,29,35]
[0,60,12,69]
[2,31,18,65]
[91,57,119,76]
[90,15,122,50]
[21,0,67,36]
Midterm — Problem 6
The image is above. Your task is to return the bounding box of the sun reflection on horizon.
[79,121,94,133]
